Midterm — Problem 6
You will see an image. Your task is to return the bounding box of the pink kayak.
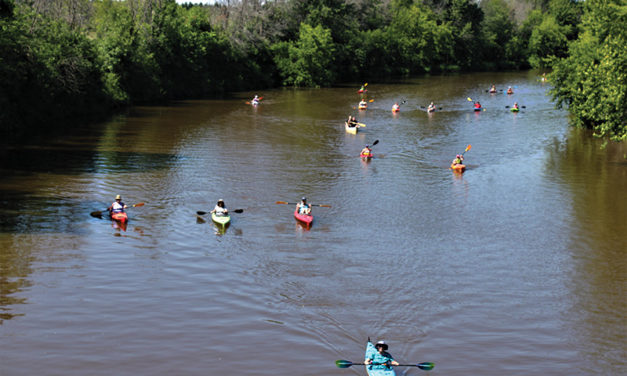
[294,208,313,226]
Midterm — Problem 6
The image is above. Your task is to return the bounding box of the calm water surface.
[1,71,625,375]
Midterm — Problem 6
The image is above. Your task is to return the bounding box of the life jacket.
[111,202,125,213]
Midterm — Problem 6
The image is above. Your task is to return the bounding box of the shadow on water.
[0,147,178,175]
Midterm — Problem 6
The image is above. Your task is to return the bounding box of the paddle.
[462,144,471,156]
[90,202,144,218]
[420,105,443,111]
[505,105,526,108]
[335,360,434,371]
[197,209,243,216]
[276,201,332,208]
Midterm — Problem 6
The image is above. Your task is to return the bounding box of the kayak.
[473,107,482,112]
[211,212,231,226]
[365,341,396,376]
[345,122,358,134]
[358,89,367,93]
[391,108,399,112]
[450,163,466,172]
[294,208,313,226]
[110,211,128,223]
[511,107,519,112]
[358,105,368,110]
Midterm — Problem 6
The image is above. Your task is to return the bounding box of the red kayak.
[110,211,128,223]
[294,208,313,226]
[360,152,373,160]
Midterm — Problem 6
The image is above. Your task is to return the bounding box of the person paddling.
[392,102,400,112]
[346,115,358,128]
[489,84,497,93]
[452,154,464,166]
[211,199,229,216]
[507,86,514,94]
[108,195,127,214]
[361,144,372,158]
[359,99,367,109]
[427,102,436,112]
[474,101,482,111]
[365,341,400,370]
[252,95,260,105]
[512,102,519,110]
[296,197,311,215]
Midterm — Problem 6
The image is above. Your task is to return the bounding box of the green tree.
[550,0,627,141]
[527,15,568,68]
[387,2,454,74]
[272,23,335,87]
[480,0,517,69]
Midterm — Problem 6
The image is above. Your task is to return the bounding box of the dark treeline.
[0,0,624,142]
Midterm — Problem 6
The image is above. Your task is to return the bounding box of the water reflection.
[0,72,624,375]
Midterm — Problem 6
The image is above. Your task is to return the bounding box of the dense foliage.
[549,0,626,142]
[0,0,623,141]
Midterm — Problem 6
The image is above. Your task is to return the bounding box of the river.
[0,71,625,375]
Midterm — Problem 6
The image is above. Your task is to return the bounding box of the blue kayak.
[365,341,396,376]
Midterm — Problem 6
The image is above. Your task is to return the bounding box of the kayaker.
[427,102,436,112]
[296,197,311,215]
[474,101,482,110]
[108,195,127,213]
[392,102,400,112]
[359,99,367,108]
[489,84,496,93]
[452,154,464,166]
[252,95,260,105]
[361,144,372,157]
[211,199,229,216]
[365,341,399,369]
[512,102,519,110]
[507,86,514,94]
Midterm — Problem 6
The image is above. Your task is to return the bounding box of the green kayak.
[211,212,231,226]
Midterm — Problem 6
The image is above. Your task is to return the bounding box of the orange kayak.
[110,211,128,223]
[450,163,466,172]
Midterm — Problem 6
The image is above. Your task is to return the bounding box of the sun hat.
[375,341,388,350]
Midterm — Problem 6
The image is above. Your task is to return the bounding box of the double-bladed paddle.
[420,105,443,111]
[197,209,243,216]
[505,105,526,108]
[90,202,144,218]
[462,144,471,156]
[335,360,434,371]
[276,201,331,208]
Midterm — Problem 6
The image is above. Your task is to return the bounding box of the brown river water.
[1,71,625,375]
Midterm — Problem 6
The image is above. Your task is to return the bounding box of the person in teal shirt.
[365,341,400,370]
